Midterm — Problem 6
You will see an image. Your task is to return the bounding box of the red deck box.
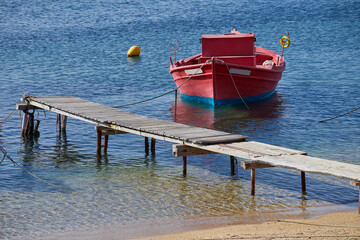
[201,32,255,57]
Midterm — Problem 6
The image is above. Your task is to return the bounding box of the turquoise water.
[1,0,360,239]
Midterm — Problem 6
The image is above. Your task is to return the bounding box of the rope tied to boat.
[112,60,211,108]
[215,58,250,109]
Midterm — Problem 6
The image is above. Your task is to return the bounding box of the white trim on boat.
[185,68,203,75]
[229,68,251,76]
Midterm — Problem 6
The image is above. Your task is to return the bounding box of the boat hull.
[170,56,285,106]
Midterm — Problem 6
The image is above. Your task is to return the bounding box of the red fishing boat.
[169,29,289,107]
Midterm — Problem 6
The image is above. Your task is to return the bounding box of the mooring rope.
[319,105,360,123]
[0,145,76,193]
[0,100,21,126]
[112,60,211,108]
[216,58,250,110]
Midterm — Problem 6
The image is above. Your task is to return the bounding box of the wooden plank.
[173,144,216,157]
[241,161,275,169]
[224,141,307,156]
[350,181,360,186]
[95,126,128,135]
[16,103,41,111]
[182,141,360,181]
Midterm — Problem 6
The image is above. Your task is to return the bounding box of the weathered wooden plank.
[172,144,216,157]
[241,161,275,169]
[95,126,127,135]
[16,103,41,111]
[350,181,360,186]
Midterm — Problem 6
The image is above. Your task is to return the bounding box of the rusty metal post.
[183,156,187,176]
[151,138,156,154]
[230,155,235,176]
[145,137,149,155]
[251,169,255,196]
[96,128,102,158]
[104,135,109,155]
[301,171,306,194]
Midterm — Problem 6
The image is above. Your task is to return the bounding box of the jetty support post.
[230,155,237,176]
[23,112,34,138]
[183,156,187,176]
[104,135,109,155]
[301,171,306,194]
[34,119,40,138]
[16,103,40,138]
[151,138,156,154]
[56,114,62,136]
[96,128,102,159]
[21,112,27,137]
[95,126,128,159]
[145,137,149,155]
[251,169,255,196]
[350,181,360,214]
[241,161,275,196]
[172,144,215,177]
[61,115,67,133]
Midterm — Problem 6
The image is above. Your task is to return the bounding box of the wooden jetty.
[17,95,360,213]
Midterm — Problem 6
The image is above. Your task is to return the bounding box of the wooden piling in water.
[183,156,187,176]
[151,138,156,154]
[104,135,109,155]
[61,115,67,132]
[230,155,236,176]
[34,120,40,137]
[251,169,255,196]
[21,113,27,137]
[96,128,102,158]
[145,137,149,155]
[23,113,34,138]
[56,114,61,135]
[301,171,306,194]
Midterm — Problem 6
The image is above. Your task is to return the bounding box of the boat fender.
[127,46,141,57]
[280,36,290,48]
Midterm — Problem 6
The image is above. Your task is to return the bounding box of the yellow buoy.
[127,46,141,57]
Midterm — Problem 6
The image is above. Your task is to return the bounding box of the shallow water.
[0,0,360,239]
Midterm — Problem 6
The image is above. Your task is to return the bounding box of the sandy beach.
[133,212,360,240]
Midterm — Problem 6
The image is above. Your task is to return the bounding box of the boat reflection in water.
[170,92,284,135]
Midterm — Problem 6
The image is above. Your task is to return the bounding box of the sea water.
[0,0,359,239]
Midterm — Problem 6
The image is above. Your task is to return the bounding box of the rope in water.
[0,100,21,126]
[112,60,211,108]
[319,106,360,122]
[0,145,76,193]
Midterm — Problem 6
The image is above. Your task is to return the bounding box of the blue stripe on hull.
[180,90,276,107]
